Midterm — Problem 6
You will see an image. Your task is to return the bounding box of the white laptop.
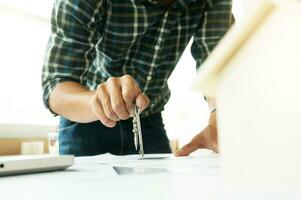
[0,154,74,176]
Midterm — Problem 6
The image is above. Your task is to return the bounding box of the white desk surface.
[0,151,300,200]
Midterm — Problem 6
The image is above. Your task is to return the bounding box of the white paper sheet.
[74,150,220,176]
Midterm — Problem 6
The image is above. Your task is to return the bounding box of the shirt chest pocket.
[99,20,147,59]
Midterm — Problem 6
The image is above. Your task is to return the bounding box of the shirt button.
[155,45,160,51]
[147,76,152,81]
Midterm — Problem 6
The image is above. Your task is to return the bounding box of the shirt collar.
[135,0,198,8]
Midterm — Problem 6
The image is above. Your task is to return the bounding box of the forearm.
[49,81,98,123]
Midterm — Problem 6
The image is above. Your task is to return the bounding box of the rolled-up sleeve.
[42,0,103,114]
[191,0,235,68]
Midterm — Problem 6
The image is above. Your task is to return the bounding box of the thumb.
[175,135,205,157]
[136,93,150,111]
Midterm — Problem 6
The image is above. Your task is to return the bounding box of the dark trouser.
[58,113,171,156]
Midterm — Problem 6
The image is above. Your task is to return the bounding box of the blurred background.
[0,0,258,149]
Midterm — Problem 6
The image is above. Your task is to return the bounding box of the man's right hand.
[91,74,150,127]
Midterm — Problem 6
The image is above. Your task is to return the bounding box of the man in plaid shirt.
[42,0,234,156]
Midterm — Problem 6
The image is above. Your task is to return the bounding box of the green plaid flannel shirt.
[42,0,234,117]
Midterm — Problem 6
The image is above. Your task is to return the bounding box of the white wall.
[0,0,55,125]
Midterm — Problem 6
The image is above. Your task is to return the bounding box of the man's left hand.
[176,111,218,156]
